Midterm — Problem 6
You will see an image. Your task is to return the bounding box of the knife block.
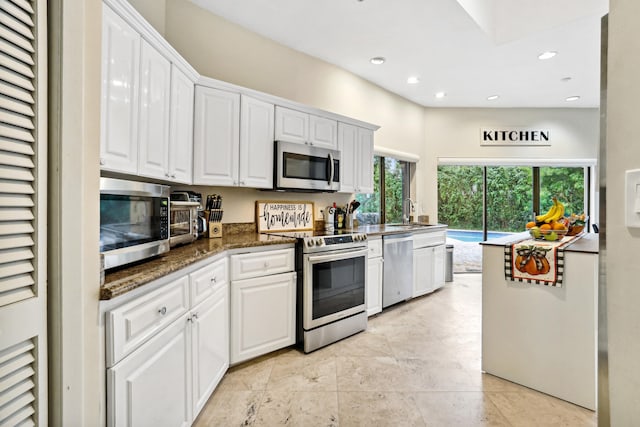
[205,209,223,238]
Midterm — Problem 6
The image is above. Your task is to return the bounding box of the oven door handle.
[306,247,368,264]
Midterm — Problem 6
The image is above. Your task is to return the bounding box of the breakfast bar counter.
[480,233,598,410]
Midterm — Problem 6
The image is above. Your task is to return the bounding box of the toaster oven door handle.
[328,152,334,186]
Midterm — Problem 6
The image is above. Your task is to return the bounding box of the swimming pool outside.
[447,229,514,243]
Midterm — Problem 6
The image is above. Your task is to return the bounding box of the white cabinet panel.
[106,276,189,367]
[275,106,308,144]
[368,238,383,258]
[191,285,228,418]
[100,5,140,174]
[230,271,296,364]
[108,313,192,427]
[193,86,240,186]
[189,256,227,308]
[367,256,383,316]
[338,123,374,194]
[413,243,446,297]
[310,115,337,149]
[230,248,295,281]
[137,39,171,180]
[338,122,357,193]
[168,65,195,184]
[239,95,274,188]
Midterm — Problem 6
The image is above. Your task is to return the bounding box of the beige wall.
[128,0,166,35]
[423,108,599,221]
[605,0,640,423]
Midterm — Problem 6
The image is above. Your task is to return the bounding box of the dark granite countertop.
[355,223,448,236]
[480,231,599,254]
[101,231,296,300]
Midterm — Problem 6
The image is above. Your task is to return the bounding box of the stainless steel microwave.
[100,178,170,269]
[274,140,340,192]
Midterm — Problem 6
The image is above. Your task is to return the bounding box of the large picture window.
[356,156,411,224]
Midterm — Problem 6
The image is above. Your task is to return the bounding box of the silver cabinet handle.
[171,173,176,179]
[158,306,167,315]
[192,313,198,320]
[210,276,217,284]
[99,158,105,166]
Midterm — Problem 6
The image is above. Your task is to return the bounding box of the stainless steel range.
[268,230,369,353]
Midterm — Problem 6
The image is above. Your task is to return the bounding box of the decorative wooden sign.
[256,200,314,233]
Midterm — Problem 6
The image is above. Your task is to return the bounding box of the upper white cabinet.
[275,106,338,149]
[239,95,274,188]
[338,122,374,194]
[192,86,241,186]
[168,65,195,184]
[193,88,274,188]
[100,5,140,174]
[137,39,171,180]
[100,3,196,183]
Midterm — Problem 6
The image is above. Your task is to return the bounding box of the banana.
[548,199,565,222]
[536,198,558,222]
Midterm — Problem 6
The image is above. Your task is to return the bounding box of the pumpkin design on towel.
[515,246,551,275]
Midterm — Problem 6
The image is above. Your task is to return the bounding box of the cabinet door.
[366,257,383,316]
[356,127,374,194]
[100,5,140,174]
[309,115,337,149]
[275,106,308,144]
[107,314,192,427]
[168,65,195,184]
[193,86,240,186]
[230,272,296,364]
[191,285,229,418]
[413,247,434,297]
[338,122,357,193]
[138,39,172,180]
[432,244,446,291]
[239,95,274,188]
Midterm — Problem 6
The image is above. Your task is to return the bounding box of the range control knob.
[315,238,324,246]
[306,239,315,247]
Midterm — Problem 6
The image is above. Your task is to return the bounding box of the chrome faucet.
[403,198,415,224]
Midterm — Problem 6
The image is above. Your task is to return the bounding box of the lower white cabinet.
[230,271,296,364]
[108,312,192,427]
[413,244,446,297]
[106,257,229,427]
[191,285,228,417]
[366,237,383,316]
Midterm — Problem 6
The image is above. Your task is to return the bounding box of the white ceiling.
[189,0,608,108]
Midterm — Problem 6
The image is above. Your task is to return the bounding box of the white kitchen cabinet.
[193,85,240,186]
[338,122,374,194]
[191,283,228,418]
[230,247,295,281]
[275,106,337,149]
[137,39,172,180]
[366,237,383,316]
[168,65,195,184]
[230,271,297,364]
[100,5,140,174]
[412,231,446,297]
[239,95,274,188]
[108,312,192,427]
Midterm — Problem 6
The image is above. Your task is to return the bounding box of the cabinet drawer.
[190,256,228,307]
[230,248,295,281]
[368,238,382,258]
[106,276,190,367]
[413,231,446,249]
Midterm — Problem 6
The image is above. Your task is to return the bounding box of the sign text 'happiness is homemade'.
[256,201,315,232]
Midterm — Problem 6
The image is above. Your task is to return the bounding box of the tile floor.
[194,273,597,426]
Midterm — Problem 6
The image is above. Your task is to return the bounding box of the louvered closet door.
[0,0,47,425]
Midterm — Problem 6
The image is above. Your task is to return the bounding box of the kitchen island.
[480,232,598,410]
[482,233,598,410]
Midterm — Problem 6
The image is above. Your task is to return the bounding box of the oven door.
[303,247,368,330]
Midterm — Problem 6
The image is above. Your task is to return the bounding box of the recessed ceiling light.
[565,96,581,102]
[370,57,385,65]
[435,91,446,99]
[407,76,420,84]
[538,51,557,60]
[487,95,499,101]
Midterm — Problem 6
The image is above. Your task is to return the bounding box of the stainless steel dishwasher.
[382,233,413,308]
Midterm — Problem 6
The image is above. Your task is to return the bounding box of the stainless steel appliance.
[274,140,340,192]
[382,233,414,308]
[169,201,200,247]
[100,178,170,269]
[267,230,368,352]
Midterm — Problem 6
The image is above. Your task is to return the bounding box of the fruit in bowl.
[525,197,569,241]
[565,213,588,236]
[528,226,567,241]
